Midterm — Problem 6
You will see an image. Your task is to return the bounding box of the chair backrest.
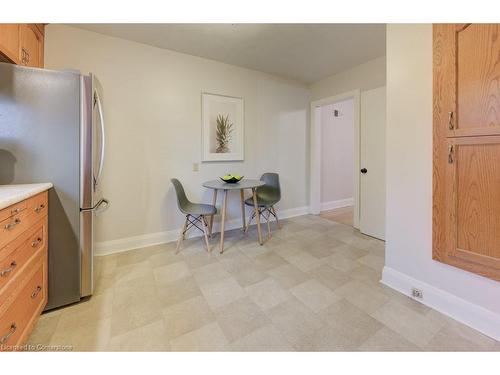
[171,178,191,212]
[257,172,281,204]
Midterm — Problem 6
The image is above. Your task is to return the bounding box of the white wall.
[310,56,386,101]
[44,25,310,252]
[384,24,500,340]
[319,99,354,209]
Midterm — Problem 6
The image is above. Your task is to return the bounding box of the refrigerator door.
[81,73,106,210]
[0,62,81,310]
[80,74,93,210]
[92,74,105,207]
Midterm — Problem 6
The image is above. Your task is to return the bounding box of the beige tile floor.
[320,206,353,226]
[28,215,500,351]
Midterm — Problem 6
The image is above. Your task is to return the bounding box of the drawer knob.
[0,261,17,277]
[31,237,43,248]
[10,208,20,215]
[31,285,42,299]
[34,204,45,213]
[4,218,21,230]
[0,323,16,345]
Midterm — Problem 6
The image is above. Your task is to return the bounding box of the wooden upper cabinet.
[434,24,500,137]
[0,23,44,68]
[457,24,500,136]
[0,24,20,63]
[433,24,500,282]
[19,24,43,68]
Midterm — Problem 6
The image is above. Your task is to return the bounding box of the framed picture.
[202,92,244,161]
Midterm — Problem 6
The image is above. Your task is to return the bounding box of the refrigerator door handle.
[94,89,106,189]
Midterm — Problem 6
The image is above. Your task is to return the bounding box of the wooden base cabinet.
[0,192,48,351]
[0,24,44,68]
[433,24,500,281]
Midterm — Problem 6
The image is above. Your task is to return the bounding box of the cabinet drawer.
[0,257,46,351]
[26,191,48,218]
[0,199,27,223]
[0,221,46,294]
[0,192,47,249]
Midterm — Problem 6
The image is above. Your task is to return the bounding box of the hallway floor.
[28,215,499,351]
[320,206,354,226]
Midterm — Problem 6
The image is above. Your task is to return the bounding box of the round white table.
[202,179,265,253]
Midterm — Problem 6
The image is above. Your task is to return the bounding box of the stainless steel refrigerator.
[0,62,108,310]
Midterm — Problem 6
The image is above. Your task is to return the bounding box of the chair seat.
[244,196,278,208]
[181,203,217,216]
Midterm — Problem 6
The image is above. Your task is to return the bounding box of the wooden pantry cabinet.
[0,192,48,351]
[0,24,45,68]
[433,24,500,281]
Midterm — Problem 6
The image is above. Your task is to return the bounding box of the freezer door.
[80,208,94,297]
[81,198,109,297]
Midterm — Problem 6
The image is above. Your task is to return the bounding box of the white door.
[360,86,386,240]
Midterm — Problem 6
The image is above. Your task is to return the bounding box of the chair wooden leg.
[176,216,188,254]
[272,206,281,229]
[201,215,211,252]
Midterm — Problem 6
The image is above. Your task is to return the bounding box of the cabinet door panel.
[444,136,500,277]
[456,142,500,256]
[0,24,19,63]
[457,24,500,135]
[19,24,41,68]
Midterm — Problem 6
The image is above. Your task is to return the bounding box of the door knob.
[360,168,367,174]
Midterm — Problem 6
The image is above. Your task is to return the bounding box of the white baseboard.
[95,205,310,256]
[320,198,353,212]
[381,266,500,341]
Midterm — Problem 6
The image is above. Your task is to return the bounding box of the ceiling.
[73,24,386,84]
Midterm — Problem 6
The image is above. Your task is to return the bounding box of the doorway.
[317,98,356,226]
[310,87,386,240]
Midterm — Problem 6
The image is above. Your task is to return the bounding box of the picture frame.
[201,92,244,162]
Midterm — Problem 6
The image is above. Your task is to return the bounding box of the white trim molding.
[95,206,310,256]
[310,89,361,229]
[320,198,353,212]
[381,266,500,341]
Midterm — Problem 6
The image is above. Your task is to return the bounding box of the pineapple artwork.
[202,93,243,161]
[215,114,233,153]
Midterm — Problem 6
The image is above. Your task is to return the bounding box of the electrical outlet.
[192,163,199,172]
[411,288,423,299]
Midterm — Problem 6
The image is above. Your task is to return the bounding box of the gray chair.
[171,178,216,253]
[244,173,281,237]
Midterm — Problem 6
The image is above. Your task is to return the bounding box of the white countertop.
[0,183,53,210]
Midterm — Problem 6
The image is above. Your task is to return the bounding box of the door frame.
[309,89,361,229]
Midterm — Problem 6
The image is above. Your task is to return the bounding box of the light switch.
[192,163,199,172]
